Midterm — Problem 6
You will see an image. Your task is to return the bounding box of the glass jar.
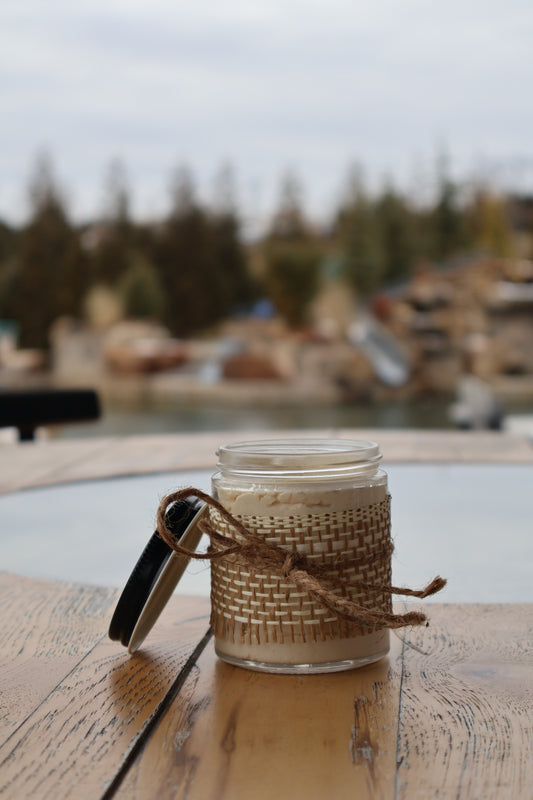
[210,438,391,673]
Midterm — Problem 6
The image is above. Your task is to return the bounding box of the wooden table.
[1,573,532,799]
[2,428,533,495]
[1,430,533,798]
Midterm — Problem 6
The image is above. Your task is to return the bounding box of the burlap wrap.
[209,496,392,647]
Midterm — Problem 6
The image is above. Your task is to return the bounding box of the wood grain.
[2,430,532,494]
[0,572,118,744]
[3,571,533,799]
[397,604,533,799]
[0,431,328,494]
[0,438,113,494]
[0,577,210,799]
[115,635,403,800]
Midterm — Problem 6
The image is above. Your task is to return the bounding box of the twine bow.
[156,487,446,630]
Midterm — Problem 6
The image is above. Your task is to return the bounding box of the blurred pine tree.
[91,159,133,286]
[119,254,166,319]
[155,166,251,336]
[263,171,321,326]
[10,152,87,348]
[337,169,385,297]
[376,184,417,283]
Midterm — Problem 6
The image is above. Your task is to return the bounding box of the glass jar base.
[215,647,389,674]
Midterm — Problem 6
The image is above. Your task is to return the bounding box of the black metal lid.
[108,497,205,652]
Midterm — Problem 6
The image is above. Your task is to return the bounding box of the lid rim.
[108,497,204,650]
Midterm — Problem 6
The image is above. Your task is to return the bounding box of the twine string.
[156,487,446,630]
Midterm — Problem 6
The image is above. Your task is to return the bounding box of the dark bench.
[0,389,101,440]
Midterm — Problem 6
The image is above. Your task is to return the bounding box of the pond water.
[57,396,456,438]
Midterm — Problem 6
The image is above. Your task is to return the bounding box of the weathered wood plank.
[115,635,404,800]
[2,431,532,495]
[396,604,533,799]
[0,431,329,493]
[3,575,533,800]
[412,431,533,463]
[344,430,533,463]
[0,438,114,494]
[32,430,330,486]
[0,572,118,745]
[0,578,211,800]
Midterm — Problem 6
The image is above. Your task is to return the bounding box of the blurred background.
[1,0,533,439]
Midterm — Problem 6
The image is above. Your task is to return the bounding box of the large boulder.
[222,352,283,381]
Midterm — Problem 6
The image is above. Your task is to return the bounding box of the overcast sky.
[1,0,533,226]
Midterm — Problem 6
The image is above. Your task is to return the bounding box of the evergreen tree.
[212,212,256,311]
[468,189,515,257]
[269,171,309,240]
[91,158,133,286]
[263,242,321,327]
[155,168,226,336]
[529,203,533,262]
[212,163,256,311]
[429,154,469,260]
[263,171,321,326]
[0,220,20,320]
[119,254,165,319]
[11,153,87,348]
[0,219,17,264]
[375,183,417,283]
[0,259,19,323]
[337,169,385,297]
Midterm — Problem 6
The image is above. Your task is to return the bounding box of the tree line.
[0,153,523,349]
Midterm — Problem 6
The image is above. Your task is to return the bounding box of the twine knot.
[156,487,446,631]
[281,552,301,578]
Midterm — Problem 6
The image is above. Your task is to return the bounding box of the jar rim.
[216,438,381,471]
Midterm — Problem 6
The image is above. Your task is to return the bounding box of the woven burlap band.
[209,499,394,645]
[156,488,446,647]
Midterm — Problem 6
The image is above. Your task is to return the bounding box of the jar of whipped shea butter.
[110,438,444,669]
[209,439,391,674]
